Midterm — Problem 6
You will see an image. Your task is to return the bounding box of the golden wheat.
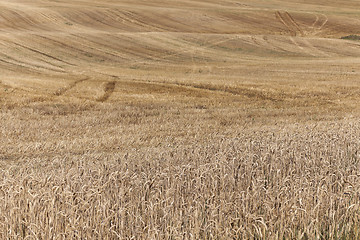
[2,0,360,239]
[1,101,360,239]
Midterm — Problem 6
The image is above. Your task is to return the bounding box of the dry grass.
[1,102,360,239]
[1,105,360,239]
[2,0,360,239]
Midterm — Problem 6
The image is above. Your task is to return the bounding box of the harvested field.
[1,0,360,239]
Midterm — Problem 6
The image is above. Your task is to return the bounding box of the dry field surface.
[1,0,360,239]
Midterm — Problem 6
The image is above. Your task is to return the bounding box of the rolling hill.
[1,0,360,239]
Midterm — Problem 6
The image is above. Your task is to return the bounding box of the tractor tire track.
[275,11,304,36]
[35,35,106,62]
[69,34,128,60]
[100,73,280,101]
[59,9,118,30]
[0,40,67,72]
[289,36,316,56]
[301,38,330,57]
[54,78,89,96]
[96,81,116,102]
[310,13,328,36]
[10,42,75,66]
[116,10,166,31]
[0,50,65,73]
[276,11,329,57]
[251,35,288,53]
[0,57,45,74]
[319,14,328,29]
[276,11,296,36]
[284,12,304,36]
[313,13,329,36]
[311,14,320,28]
[127,34,241,67]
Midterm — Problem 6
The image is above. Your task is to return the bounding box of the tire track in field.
[0,50,65,73]
[276,11,312,37]
[275,11,304,36]
[289,36,316,56]
[58,8,157,31]
[72,33,166,62]
[0,57,43,74]
[250,35,288,53]
[0,39,65,73]
[0,39,68,72]
[36,34,121,63]
[263,36,291,53]
[96,81,116,102]
[127,34,241,67]
[69,34,128,60]
[90,9,138,30]
[250,34,329,57]
[311,14,320,28]
[276,11,329,57]
[277,11,328,37]
[313,14,329,35]
[89,10,121,29]
[0,8,63,32]
[99,73,279,101]
[11,42,75,66]
[0,40,73,73]
[35,35,100,59]
[54,78,89,96]
[301,38,331,57]
[118,10,167,31]
[319,14,328,29]
[283,12,304,36]
[276,11,297,36]
[59,9,117,30]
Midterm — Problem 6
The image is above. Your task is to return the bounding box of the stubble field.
[1,0,360,239]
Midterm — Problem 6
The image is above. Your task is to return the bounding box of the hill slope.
[1,0,360,239]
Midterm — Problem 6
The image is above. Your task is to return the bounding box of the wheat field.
[1,0,360,239]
